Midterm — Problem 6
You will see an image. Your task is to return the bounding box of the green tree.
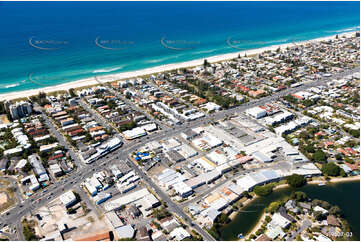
[304,145,315,153]
[203,59,210,67]
[67,207,75,214]
[267,201,281,214]
[69,88,76,97]
[312,150,328,163]
[329,206,342,217]
[335,153,343,161]
[215,213,229,225]
[286,174,306,188]
[253,184,273,197]
[290,191,307,202]
[22,162,33,173]
[321,162,341,176]
[314,211,325,221]
[241,191,252,199]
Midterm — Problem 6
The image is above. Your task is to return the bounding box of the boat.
[318,182,326,186]
[238,233,244,239]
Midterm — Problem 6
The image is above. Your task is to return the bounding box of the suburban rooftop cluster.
[0,32,359,241]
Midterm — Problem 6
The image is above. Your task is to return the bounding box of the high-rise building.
[9,101,32,119]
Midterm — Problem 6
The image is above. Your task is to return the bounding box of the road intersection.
[1,68,358,240]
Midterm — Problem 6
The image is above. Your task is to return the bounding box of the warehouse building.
[245,106,267,119]
[59,190,77,208]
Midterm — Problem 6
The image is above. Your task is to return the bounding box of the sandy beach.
[0,31,357,102]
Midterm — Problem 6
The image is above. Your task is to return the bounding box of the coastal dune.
[0,31,356,101]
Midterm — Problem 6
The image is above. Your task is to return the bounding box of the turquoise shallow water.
[0,1,359,94]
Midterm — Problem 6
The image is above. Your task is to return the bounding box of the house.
[313,205,329,215]
[255,234,271,241]
[270,213,291,228]
[169,227,191,241]
[160,217,179,233]
[299,202,311,211]
[284,200,296,211]
[278,207,296,223]
[327,215,341,227]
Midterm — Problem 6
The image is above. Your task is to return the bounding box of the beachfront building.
[8,101,33,120]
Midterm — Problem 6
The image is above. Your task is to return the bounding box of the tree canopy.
[312,150,328,163]
[266,201,281,214]
[290,191,307,201]
[253,184,273,197]
[321,162,341,177]
[286,174,306,188]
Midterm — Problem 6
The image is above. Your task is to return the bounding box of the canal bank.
[220,180,360,241]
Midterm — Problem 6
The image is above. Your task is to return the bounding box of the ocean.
[0,1,359,94]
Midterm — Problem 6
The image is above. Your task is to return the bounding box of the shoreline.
[0,31,358,101]
[237,176,360,240]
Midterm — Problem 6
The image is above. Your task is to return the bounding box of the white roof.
[15,159,27,169]
[170,227,191,241]
[115,225,135,239]
[59,191,76,207]
[141,123,157,132]
[122,127,146,139]
[313,205,328,214]
[271,213,290,228]
[105,188,150,211]
[173,182,193,196]
[246,106,267,117]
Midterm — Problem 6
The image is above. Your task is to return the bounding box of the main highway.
[0,67,358,240]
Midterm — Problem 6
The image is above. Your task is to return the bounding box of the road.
[125,158,215,240]
[1,67,358,240]
[37,106,84,169]
[95,76,168,131]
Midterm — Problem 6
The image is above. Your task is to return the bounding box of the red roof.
[68,128,84,136]
[345,162,359,171]
[291,93,304,100]
[49,153,64,161]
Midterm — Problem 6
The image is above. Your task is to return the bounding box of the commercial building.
[94,192,112,205]
[104,188,158,211]
[105,211,124,229]
[21,175,40,191]
[246,106,267,119]
[59,190,77,208]
[29,154,49,181]
[114,225,135,240]
[122,127,147,140]
[49,164,63,177]
[172,182,193,198]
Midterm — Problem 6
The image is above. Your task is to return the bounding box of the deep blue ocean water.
[0,1,359,94]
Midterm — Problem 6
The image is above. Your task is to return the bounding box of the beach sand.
[0,31,357,101]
